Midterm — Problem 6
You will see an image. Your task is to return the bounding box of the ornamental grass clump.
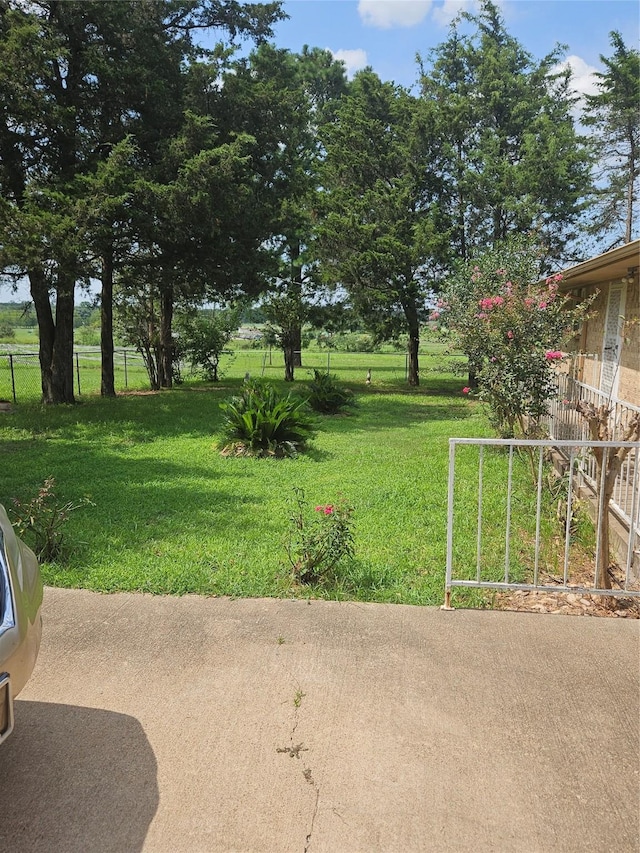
[219,379,315,458]
[11,476,94,562]
[286,487,355,584]
[306,369,355,414]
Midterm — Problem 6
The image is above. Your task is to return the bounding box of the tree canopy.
[0,0,623,399]
[583,30,640,247]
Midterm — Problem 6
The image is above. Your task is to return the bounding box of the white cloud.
[432,0,478,27]
[555,55,600,102]
[358,0,432,29]
[331,48,369,78]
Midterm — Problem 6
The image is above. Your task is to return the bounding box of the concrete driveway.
[1,588,638,852]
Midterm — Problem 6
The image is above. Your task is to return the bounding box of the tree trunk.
[159,285,174,388]
[625,146,635,243]
[29,267,55,403]
[595,468,614,590]
[29,267,76,404]
[51,277,76,404]
[292,326,302,368]
[100,250,116,397]
[291,240,303,368]
[576,403,640,591]
[407,332,419,387]
[283,341,295,381]
[403,299,420,386]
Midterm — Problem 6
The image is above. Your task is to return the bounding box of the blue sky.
[270,0,639,96]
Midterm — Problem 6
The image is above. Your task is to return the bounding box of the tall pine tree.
[419,0,591,265]
[583,31,640,247]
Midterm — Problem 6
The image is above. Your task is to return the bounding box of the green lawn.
[0,366,555,605]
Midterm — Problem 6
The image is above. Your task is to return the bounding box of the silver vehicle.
[0,504,43,743]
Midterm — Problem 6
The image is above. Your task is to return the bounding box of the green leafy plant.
[439,237,594,438]
[219,380,316,458]
[286,487,355,584]
[177,309,239,382]
[307,369,355,414]
[11,477,94,562]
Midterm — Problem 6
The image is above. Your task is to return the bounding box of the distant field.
[0,340,466,402]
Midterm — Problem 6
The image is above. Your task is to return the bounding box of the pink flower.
[544,350,563,360]
[315,504,334,515]
[430,311,440,320]
[507,330,514,340]
[538,301,547,310]
[524,297,534,308]
[462,386,471,394]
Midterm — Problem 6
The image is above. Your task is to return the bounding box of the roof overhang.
[558,240,640,290]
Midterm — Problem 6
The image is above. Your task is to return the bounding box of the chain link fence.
[0,349,150,403]
[0,347,467,403]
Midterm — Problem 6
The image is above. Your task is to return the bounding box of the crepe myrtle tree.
[437,237,594,438]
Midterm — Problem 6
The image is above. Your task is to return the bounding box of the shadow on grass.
[5,378,474,447]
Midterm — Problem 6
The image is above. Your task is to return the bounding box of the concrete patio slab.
[1,588,638,852]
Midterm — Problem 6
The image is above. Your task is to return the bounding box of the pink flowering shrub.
[286,487,355,584]
[438,237,594,437]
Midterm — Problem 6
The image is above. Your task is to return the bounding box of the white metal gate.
[443,438,640,609]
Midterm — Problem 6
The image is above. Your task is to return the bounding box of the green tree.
[0,1,174,402]
[419,0,591,264]
[218,44,348,381]
[583,31,640,247]
[318,70,448,386]
[177,307,239,382]
[0,0,284,403]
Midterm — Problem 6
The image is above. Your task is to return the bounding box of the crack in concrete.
[274,647,320,852]
[276,743,308,759]
[304,786,320,853]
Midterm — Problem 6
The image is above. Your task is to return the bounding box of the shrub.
[285,487,355,584]
[0,320,15,340]
[439,236,594,438]
[177,309,238,382]
[219,380,315,458]
[307,370,355,414]
[11,476,94,561]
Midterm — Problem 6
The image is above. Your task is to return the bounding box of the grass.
[0,338,465,403]
[0,356,566,606]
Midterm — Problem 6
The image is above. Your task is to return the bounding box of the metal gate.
[443,438,640,609]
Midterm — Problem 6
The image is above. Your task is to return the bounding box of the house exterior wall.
[570,277,639,407]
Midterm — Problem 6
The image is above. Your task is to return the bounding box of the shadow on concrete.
[1,701,158,853]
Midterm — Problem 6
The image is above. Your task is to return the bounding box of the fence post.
[75,352,81,396]
[123,350,128,389]
[327,351,331,373]
[441,438,456,610]
[8,354,16,403]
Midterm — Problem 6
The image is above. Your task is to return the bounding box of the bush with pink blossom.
[437,238,594,437]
